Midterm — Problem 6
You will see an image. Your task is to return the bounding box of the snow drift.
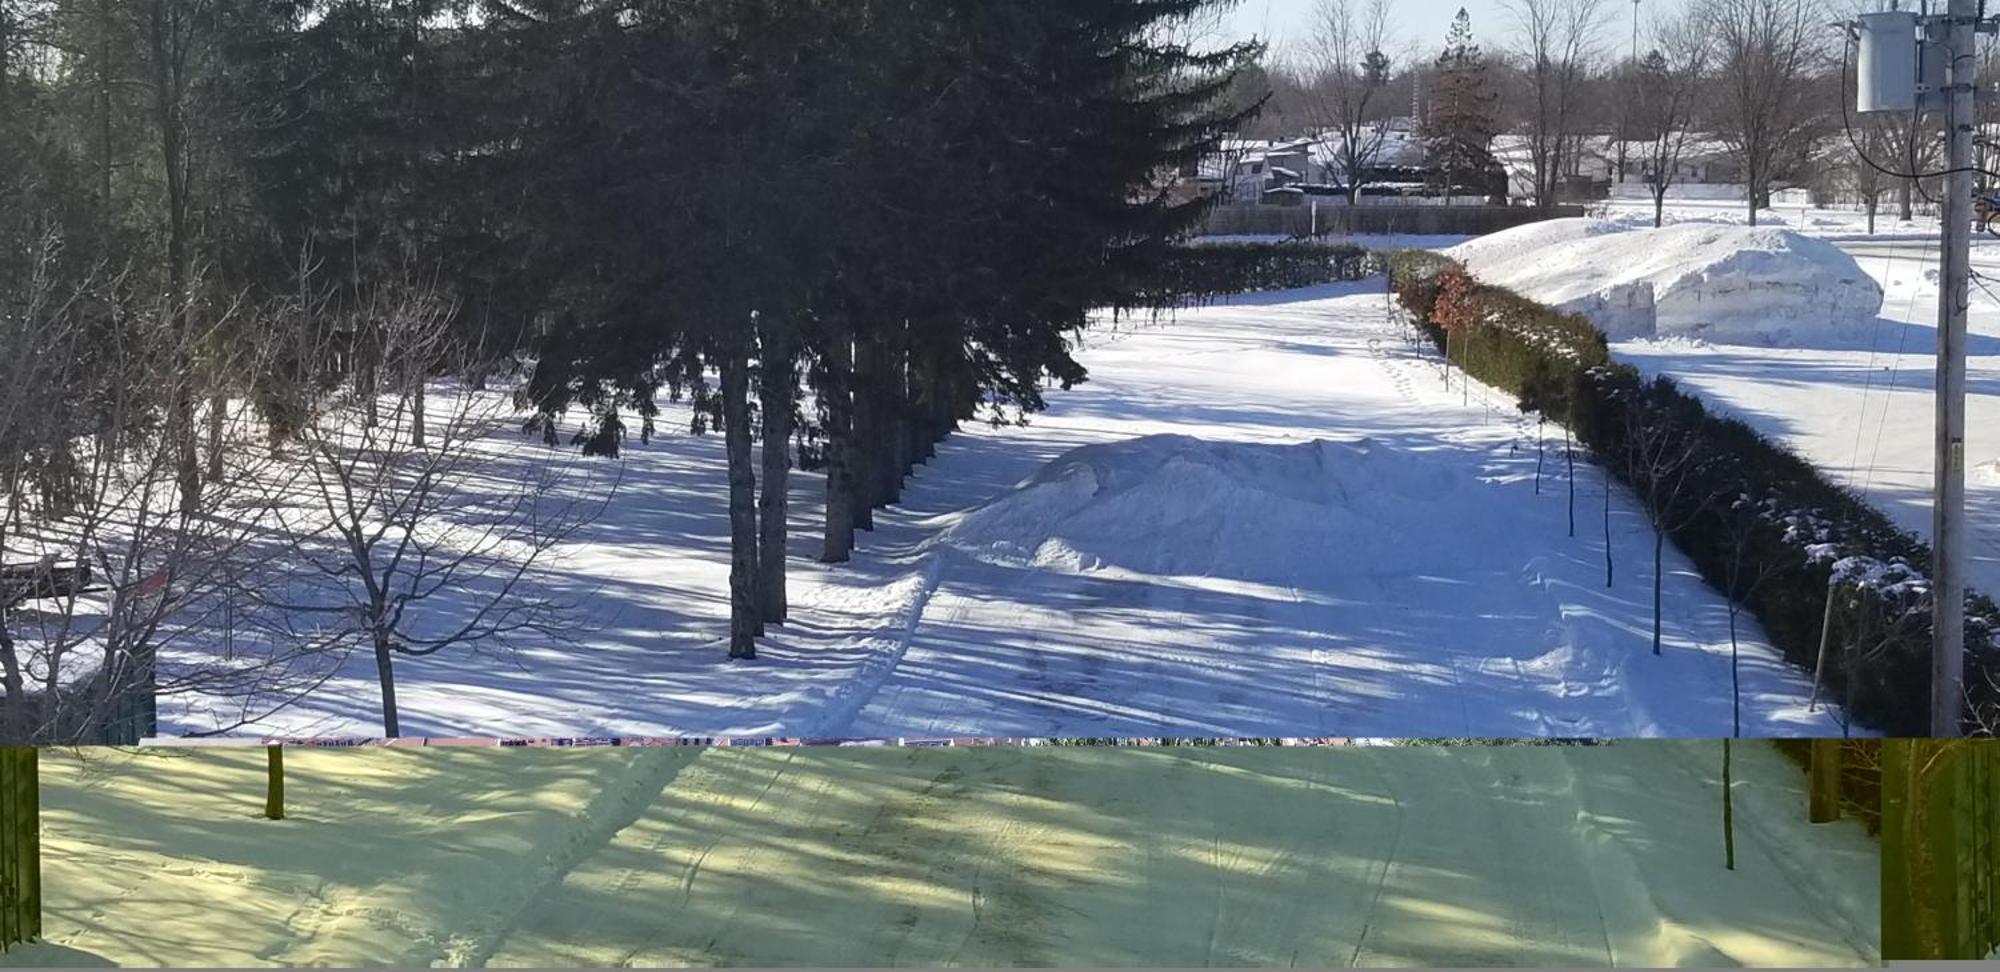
[933,434,1514,583]
[1447,218,1885,345]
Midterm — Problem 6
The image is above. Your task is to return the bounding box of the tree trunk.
[151,0,201,518]
[720,345,760,659]
[849,339,877,532]
[1534,417,1543,494]
[206,391,226,482]
[172,392,201,516]
[1721,739,1736,871]
[820,336,856,563]
[0,626,23,705]
[97,0,114,230]
[1807,738,1842,823]
[264,745,285,820]
[360,337,380,429]
[757,326,795,624]
[1565,422,1576,538]
[861,339,903,509]
[1602,470,1614,587]
[1867,196,1879,236]
[1728,605,1741,737]
[858,338,901,512]
[1746,164,1761,227]
[1899,178,1914,222]
[1653,190,1666,229]
[410,374,426,450]
[373,637,401,738]
[885,347,907,500]
[1651,525,1665,655]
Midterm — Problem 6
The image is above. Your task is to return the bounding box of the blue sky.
[1219,0,1667,60]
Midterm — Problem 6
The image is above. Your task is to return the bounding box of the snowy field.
[1543,197,2000,603]
[170,276,1849,739]
[12,742,1879,967]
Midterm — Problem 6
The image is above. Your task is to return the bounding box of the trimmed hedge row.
[1136,241,1377,307]
[1385,249,1998,736]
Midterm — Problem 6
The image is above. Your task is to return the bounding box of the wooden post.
[1808,580,1837,712]
[0,748,38,951]
[264,745,285,821]
[1882,739,1934,959]
[1721,740,1736,871]
[1808,738,1843,823]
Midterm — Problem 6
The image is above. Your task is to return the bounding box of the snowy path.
[171,278,1845,739]
[825,283,1841,737]
[18,743,1880,967]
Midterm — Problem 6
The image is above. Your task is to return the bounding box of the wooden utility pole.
[1932,0,1976,737]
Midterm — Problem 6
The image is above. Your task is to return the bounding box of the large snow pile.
[933,434,1513,583]
[1447,219,1885,345]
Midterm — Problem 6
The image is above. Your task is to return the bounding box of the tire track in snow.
[446,749,696,967]
[797,552,948,737]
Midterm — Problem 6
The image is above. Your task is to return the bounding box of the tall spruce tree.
[1423,8,1499,202]
[527,0,1257,657]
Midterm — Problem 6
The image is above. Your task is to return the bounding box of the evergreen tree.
[526,0,1257,658]
[1422,8,1499,202]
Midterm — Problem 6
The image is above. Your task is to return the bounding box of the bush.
[1384,249,1998,735]
[1135,241,1377,307]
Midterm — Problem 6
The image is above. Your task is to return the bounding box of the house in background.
[1177,120,1493,206]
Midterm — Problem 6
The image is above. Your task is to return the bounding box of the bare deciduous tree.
[1705,0,1825,226]
[1503,0,1610,212]
[3,254,335,743]
[1635,9,1712,228]
[1717,488,1786,737]
[249,274,613,737]
[1300,0,1395,204]
[1614,377,1714,657]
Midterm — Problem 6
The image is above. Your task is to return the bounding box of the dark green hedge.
[1385,248,1998,736]
[1135,241,1377,307]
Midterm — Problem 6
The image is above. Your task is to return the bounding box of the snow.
[1446,219,1886,345]
[109,271,1848,740]
[1441,217,1627,270]
[12,741,1879,967]
[823,285,1838,739]
[1560,197,2000,609]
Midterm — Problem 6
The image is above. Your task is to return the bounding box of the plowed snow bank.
[1447,219,1884,345]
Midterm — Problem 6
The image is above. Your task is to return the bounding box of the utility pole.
[1619,0,1640,183]
[1932,0,1975,737]
[1858,1,1985,735]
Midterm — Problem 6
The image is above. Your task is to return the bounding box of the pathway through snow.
[17,743,1880,968]
[825,282,1842,737]
[168,279,1845,738]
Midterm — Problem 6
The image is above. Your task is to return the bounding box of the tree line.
[1233,0,1999,231]
[0,0,1255,738]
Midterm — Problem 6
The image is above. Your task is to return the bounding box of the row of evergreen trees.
[0,1,1257,666]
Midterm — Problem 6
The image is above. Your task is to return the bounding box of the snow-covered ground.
[171,276,1846,739]
[12,741,1880,967]
[1549,197,2000,605]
